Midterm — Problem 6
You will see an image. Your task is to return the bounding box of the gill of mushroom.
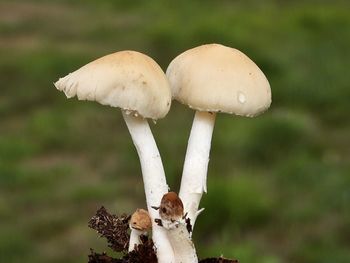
[156,192,198,263]
[54,51,175,263]
[166,44,272,229]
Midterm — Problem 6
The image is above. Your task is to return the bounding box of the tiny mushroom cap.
[159,192,184,222]
[158,192,198,263]
[55,50,171,120]
[130,209,152,231]
[166,43,271,117]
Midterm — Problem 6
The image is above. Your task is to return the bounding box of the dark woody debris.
[88,206,130,252]
[88,236,157,263]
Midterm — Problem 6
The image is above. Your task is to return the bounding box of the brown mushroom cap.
[159,192,184,221]
[55,51,171,120]
[130,209,152,231]
[166,44,271,117]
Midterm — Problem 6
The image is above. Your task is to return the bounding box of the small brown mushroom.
[157,192,198,263]
[129,209,152,252]
[159,192,184,222]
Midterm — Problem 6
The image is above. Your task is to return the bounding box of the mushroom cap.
[159,192,184,221]
[130,209,152,231]
[166,44,271,117]
[54,51,171,120]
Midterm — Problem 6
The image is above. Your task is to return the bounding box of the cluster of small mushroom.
[54,44,271,263]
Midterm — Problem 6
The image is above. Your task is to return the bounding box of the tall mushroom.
[166,44,272,227]
[54,51,175,263]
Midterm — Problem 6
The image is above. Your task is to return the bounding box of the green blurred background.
[1,0,349,262]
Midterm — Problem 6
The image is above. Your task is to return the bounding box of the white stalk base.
[163,219,198,263]
[128,229,143,252]
[179,111,216,228]
[123,112,175,263]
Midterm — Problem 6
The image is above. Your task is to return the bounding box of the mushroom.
[129,208,152,252]
[166,44,272,227]
[54,51,175,263]
[157,192,198,263]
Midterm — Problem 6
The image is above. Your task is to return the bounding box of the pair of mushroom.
[54,44,271,263]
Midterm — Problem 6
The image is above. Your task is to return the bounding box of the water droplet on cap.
[237,92,246,104]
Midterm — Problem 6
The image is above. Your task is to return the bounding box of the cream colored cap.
[166,44,271,117]
[130,209,152,231]
[54,51,171,120]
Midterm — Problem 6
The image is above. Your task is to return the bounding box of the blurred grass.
[1,0,350,262]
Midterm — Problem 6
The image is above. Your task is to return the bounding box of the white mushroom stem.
[162,219,198,263]
[179,111,216,228]
[122,112,175,263]
[128,229,144,252]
